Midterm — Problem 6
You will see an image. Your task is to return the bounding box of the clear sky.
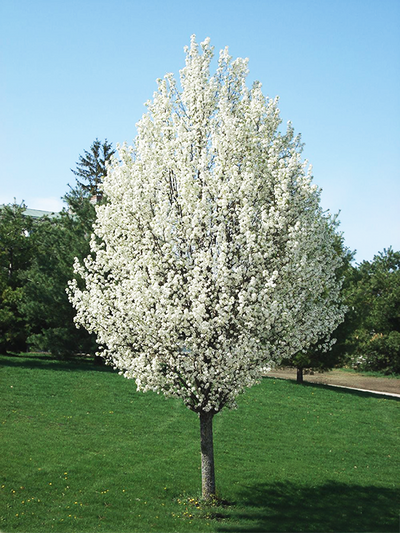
[1,0,399,263]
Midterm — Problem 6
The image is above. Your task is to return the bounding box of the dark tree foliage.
[63,184,97,235]
[20,209,97,358]
[69,138,115,200]
[345,248,400,374]
[0,202,33,284]
[0,193,98,358]
[18,140,114,359]
[0,202,34,353]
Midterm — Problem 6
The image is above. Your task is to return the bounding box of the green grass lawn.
[1,353,399,532]
[337,367,400,379]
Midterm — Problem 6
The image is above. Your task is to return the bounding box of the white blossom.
[67,36,345,414]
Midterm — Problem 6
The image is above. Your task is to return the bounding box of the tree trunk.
[94,354,104,366]
[297,367,304,384]
[199,410,216,500]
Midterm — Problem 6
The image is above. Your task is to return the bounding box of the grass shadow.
[0,352,113,373]
[264,376,400,401]
[218,481,400,532]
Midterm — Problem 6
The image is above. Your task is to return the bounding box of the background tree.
[0,202,34,353]
[69,138,115,201]
[68,36,345,500]
[345,248,400,374]
[281,234,354,383]
[20,210,97,358]
[0,141,112,358]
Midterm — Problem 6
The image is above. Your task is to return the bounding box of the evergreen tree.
[69,138,115,201]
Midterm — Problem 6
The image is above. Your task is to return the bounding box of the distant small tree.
[281,235,354,383]
[68,36,345,500]
[69,138,115,201]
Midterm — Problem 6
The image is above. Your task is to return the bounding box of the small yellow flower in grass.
[49,483,52,485]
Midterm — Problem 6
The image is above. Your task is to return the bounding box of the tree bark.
[199,410,216,500]
[297,367,304,384]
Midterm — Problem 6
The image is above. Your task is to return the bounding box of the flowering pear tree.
[68,36,345,500]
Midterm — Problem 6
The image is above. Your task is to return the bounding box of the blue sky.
[1,0,399,263]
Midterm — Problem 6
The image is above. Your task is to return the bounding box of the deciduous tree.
[68,36,345,499]
[281,235,353,382]
[346,248,400,374]
[0,202,34,353]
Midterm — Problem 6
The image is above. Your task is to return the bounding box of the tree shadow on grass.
[265,376,400,402]
[0,352,113,373]
[218,481,399,532]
